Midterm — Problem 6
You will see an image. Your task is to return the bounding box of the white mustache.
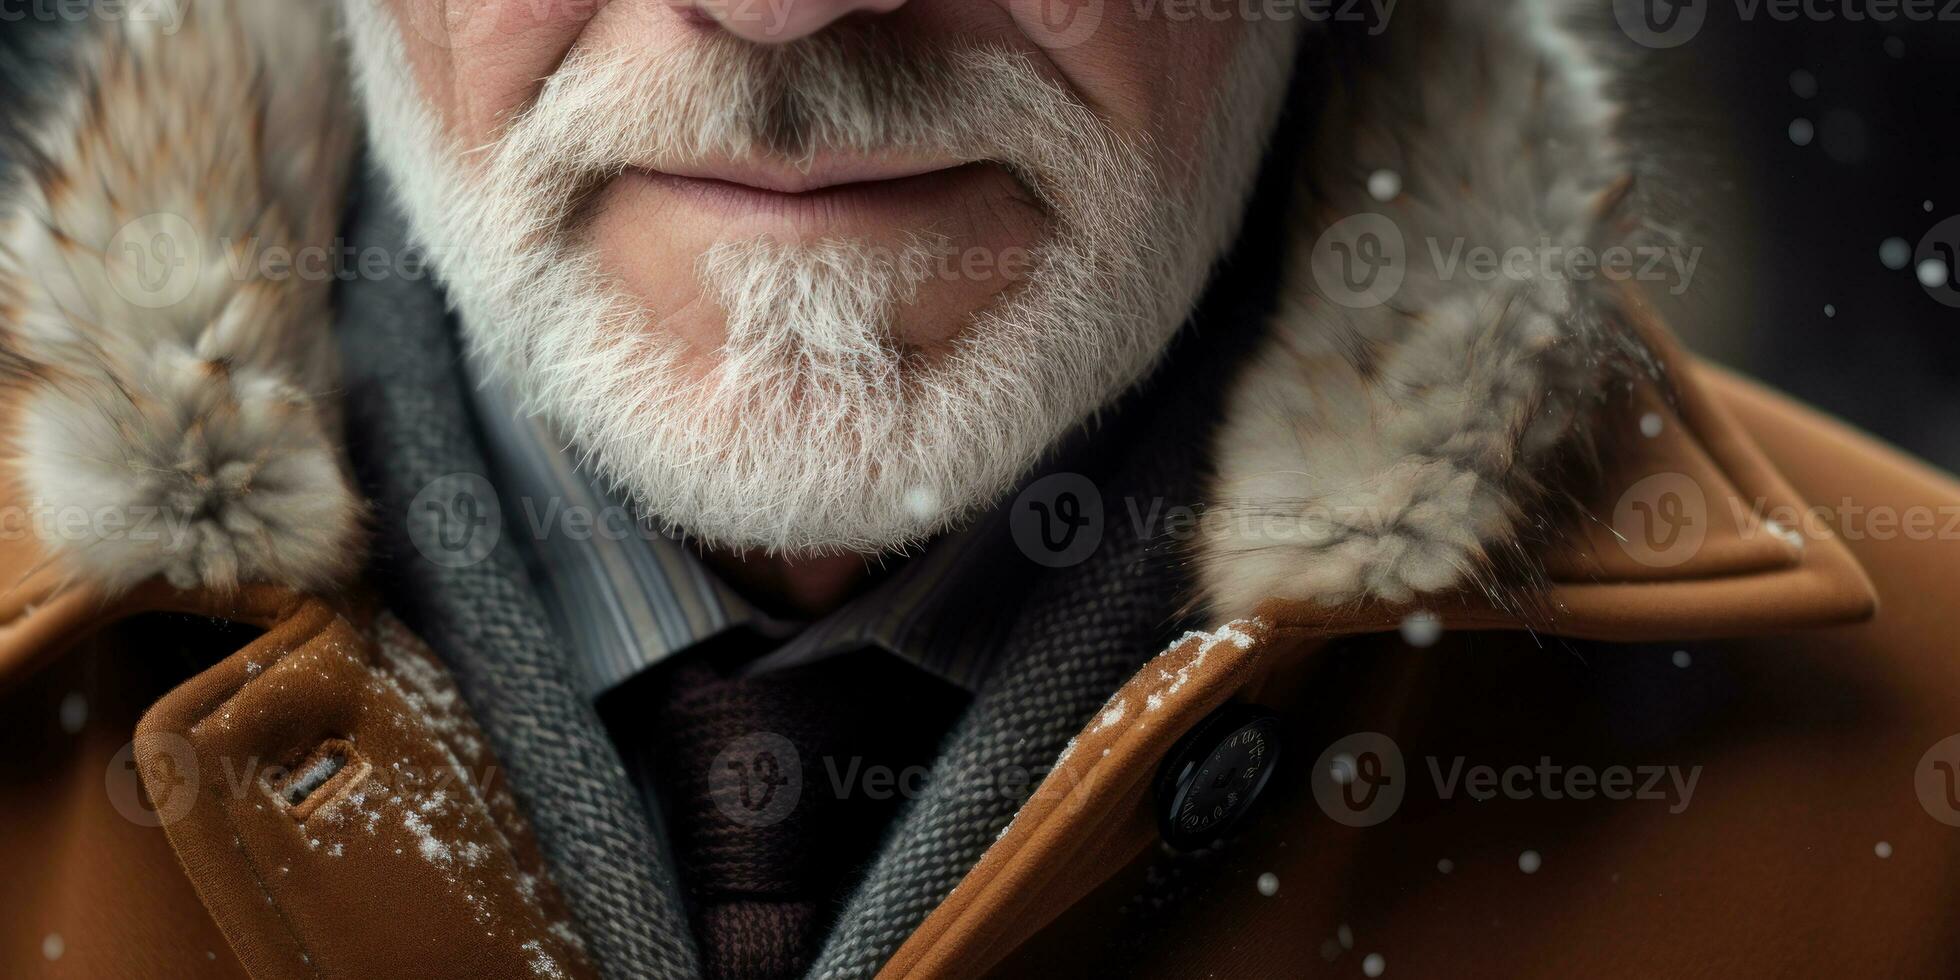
[488,30,1143,231]
[336,4,1288,557]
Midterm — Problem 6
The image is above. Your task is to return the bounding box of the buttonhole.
[271,738,363,819]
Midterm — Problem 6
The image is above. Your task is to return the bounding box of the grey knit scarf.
[336,105,1297,975]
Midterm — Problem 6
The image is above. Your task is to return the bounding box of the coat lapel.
[810,94,1313,974]
[133,589,594,979]
[879,306,1879,978]
[333,183,699,979]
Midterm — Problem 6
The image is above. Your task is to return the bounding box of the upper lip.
[640,154,968,195]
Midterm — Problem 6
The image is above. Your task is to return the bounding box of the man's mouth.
[622,155,1037,232]
[645,153,969,195]
[586,149,1051,353]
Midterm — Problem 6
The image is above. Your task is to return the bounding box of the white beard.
[338,5,1299,556]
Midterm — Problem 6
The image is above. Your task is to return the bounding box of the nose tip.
[671,0,911,43]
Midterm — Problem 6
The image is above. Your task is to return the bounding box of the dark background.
[2,2,1955,468]
[1610,4,1960,469]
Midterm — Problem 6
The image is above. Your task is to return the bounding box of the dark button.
[1153,703,1284,852]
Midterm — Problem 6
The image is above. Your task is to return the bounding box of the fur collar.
[1195,0,1647,619]
[0,0,1643,619]
[0,0,360,595]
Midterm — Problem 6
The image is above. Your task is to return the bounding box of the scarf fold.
[338,64,1301,971]
[336,180,702,980]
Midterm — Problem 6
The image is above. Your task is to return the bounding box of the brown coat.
[4,302,1959,977]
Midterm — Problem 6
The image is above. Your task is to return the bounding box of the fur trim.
[1196,0,1651,619]
[0,0,1641,611]
[0,0,361,595]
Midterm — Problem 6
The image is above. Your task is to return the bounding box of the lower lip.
[616,162,1037,234]
[586,159,1052,356]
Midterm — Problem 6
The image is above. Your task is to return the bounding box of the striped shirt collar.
[468,374,1029,697]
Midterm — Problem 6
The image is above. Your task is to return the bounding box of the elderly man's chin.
[589,160,1046,365]
[339,4,1303,558]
